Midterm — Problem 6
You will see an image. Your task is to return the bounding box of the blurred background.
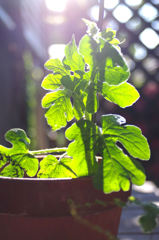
[0,0,159,185]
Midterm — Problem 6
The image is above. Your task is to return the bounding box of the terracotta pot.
[0,176,130,240]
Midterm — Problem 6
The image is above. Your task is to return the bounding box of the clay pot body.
[0,176,130,240]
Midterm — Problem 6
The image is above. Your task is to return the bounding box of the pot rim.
[0,175,91,182]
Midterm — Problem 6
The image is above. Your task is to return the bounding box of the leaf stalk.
[30,147,67,156]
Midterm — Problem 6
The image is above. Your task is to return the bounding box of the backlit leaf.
[5,128,30,153]
[99,42,129,86]
[38,155,77,178]
[72,92,86,120]
[0,164,24,178]
[82,18,99,37]
[42,90,73,130]
[101,141,146,193]
[79,34,98,78]
[0,129,38,177]
[64,36,85,72]
[41,74,62,90]
[101,28,116,41]
[102,115,150,160]
[86,83,98,114]
[44,58,68,75]
[94,114,150,193]
[65,120,98,177]
[102,82,140,108]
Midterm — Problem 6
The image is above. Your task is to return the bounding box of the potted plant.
[0,19,150,240]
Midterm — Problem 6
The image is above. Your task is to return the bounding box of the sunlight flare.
[45,0,68,12]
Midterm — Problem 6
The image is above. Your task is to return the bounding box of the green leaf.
[65,120,98,177]
[71,78,89,120]
[79,34,98,78]
[1,153,39,177]
[42,69,88,128]
[93,114,150,193]
[139,203,159,233]
[0,164,24,178]
[73,77,88,93]
[42,90,74,130]
[102,82,140,108]
[63,36,85,72]
[101,28,116,42]
[103,42,128,70]
[5,128,30,154]
[37,155,77,178]
[105,65,129,86]
[102,141,146,193]
[102,115,150,160]
[99,42,130,86]
[61,75,74,91]
[128,197,159,233]
[139,214,157,233]
[0,152,8,168]
[41,74,62,90]
[101,144,131,193]
[100,28,121,46]
[102,114,126,130]
[109,38,120,46]
[0,129,38,177]
[72,92,86,120]
[20,154,39,177]
[82,18,99,37]
[44,58,68,75]
[86,83,98,114]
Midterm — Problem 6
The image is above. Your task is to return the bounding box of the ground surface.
[118,181,159,240]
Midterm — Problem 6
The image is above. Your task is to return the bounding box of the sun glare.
[48,44,65,60]
[104,0,119,10]
[45,0,68,12]
[113,4,133,23]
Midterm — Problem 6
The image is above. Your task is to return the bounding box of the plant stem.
[85,111,92,121]
[30,147,67,155]
[98,0,104,30]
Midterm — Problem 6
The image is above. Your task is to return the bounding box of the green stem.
[98,0,104,30]
[85,111,92,121]
[30,147,67,155]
